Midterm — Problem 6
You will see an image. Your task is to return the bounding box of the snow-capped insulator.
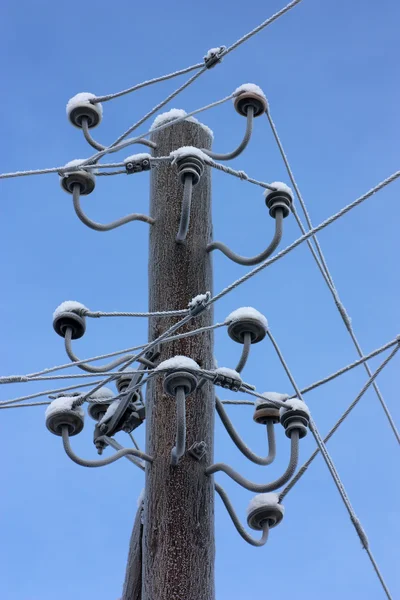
[163,371,198,397]
[234,84,268,117]
[247,493,285,531]
[53,302,86,340]
[45,397,85,436]
[60,160,96,195]
[264,182,293,219]
[176,154,205,186]
[280,399,310,439]
[226,307,268,344]
[87,387,114,421]
[66,92,103,129]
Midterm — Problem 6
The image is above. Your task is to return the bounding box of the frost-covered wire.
[83,308,188,318]
[221,400,255,406]
[222,0,304,57]
[0,379,107,406]
[209,170,400,306]
[205,158,276,190]
[280,345,399,501]
[216,397,276,465]
[0,401,51,409]
[72,185,154,231]
[64,328,133,374]
[92,62,204,104]
[128,432,140,451]
[78,93,236,167]
[81,117,156,152]
[202,106,254,161]
[61,426,153,468]
[205,430,299,492]
[207,208,283,265]
[266,108,400,445]
[267,328,393,599]
[73,312,195,406]
[215,483,270,547]
[296,335,400,397]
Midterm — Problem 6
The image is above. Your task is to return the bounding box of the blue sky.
[0,0,399,598]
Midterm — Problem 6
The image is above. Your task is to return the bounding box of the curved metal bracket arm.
[205,430,299,492]
[81,117,156,151]
[61,426,153,468]
[215,483,269,547]
[65,327,133,373]
[202,106,254,161]
[206,208,284,265]
[72,184,154,232]
[216,397,276,466]
[103,435,145,471]
[235,332,252,373]
[171,386,186,466]
[176,174,194,243]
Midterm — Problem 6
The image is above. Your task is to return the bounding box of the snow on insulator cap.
[214,367,242,381]
[225,307,268,331]
[155,356,200,371]
[99,399,121,425]
[150,109,214,138]
[88,387,114,401]
[234,83,267,101]
[124,153,152,164]
[53,301,87,320]
[255,391,289,407]
[45,396,84,419]
[66,92,103,117]
[247,493,283,516]
[170,146,210,163]
[279,398,310,418]
[265,181,294,202]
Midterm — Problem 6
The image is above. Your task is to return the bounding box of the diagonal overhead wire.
[209,170,400,305]
[266,327,393,600]
[265,107,400,444]
[280,344,400,500]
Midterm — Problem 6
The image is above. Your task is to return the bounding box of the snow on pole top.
[265,181,294,201]
[225,307,268,331]
[45,396,85,419]
[88,387,114,402]
[123,153,152,164]
[170,146,210,164]
[150,108,214,139]
[53,301,88,320]
[234,83,267,101]
[155,356,200,371]
[279,397,310,418]
[66,92,103,117]
[255,391,289,407]
[247,493,283,516]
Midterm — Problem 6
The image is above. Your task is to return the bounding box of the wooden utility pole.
[124,117,215,600]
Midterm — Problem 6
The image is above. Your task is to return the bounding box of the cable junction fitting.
[188,292,211,316]
[173,151,205,243]
[124,153,152,174]
[204,46,226,69]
